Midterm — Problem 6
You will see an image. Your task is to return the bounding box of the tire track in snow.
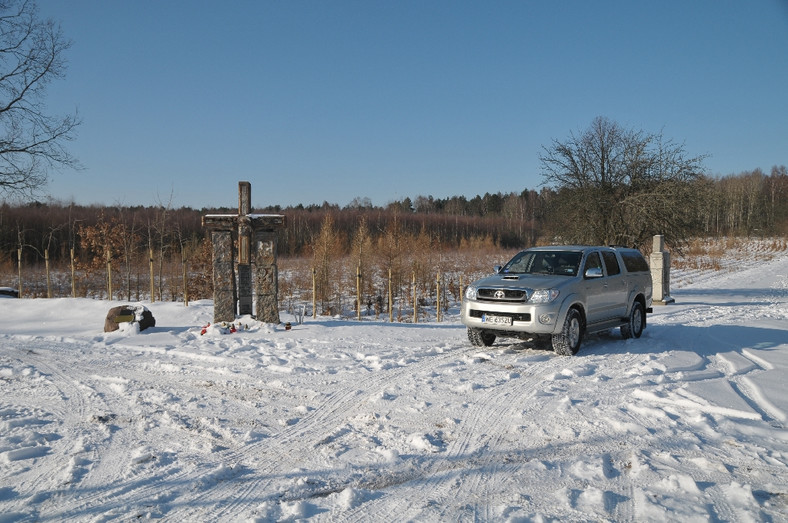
[32,336,280,520]
[183,341,487,520]
[489,348,645,522]
[735,349,786,426]
[704,329,786,427]
[3,340,115,517]
[10,331,653,522]
[344,353,537,521]
[407,343,660,521]
[595,341,786,521]
[432,351,566,513]
[338,345,646,522]
[21,339,222,521]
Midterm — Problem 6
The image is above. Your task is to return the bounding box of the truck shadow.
[584,323,786,357]
[492,322,786,358]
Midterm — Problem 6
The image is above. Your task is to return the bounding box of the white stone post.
[650,235,674,305]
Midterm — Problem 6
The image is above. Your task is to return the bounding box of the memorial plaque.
[238,264,253,315]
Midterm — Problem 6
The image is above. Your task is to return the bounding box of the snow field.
[0,243,787,521]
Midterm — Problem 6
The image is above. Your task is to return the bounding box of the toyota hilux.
[461,246,653,355]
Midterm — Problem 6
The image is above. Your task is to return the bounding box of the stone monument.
[202,181,286,323]
[650,234,675,305]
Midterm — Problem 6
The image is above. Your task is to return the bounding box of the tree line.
[2,164,786,270]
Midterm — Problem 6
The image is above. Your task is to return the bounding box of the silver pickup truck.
[461,246,653,355]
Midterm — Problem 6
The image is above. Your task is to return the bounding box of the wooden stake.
[149,247,155,303]
[312,268,317,318]
[356,264,361,321]
[182,249,188,306]
[436,270,441,322]
[71,247,76,298]
[412,271,417,324]
[45,249,52,298]
[17,248,22,298]
[106,248,112,301]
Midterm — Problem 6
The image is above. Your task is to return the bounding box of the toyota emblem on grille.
[494,290,506,300]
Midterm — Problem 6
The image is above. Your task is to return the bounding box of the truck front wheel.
[468,327,496,347]
[552,308,583,356]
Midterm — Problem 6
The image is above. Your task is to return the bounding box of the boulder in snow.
[104,304,155,332]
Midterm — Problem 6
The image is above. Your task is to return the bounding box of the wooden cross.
[202,181,285,322]
[238,181,252,265]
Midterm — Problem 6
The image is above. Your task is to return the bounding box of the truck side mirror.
[584,267,604,279]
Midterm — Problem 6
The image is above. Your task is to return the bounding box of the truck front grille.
[476,288,528,302]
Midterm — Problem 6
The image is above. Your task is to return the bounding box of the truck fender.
[626,289,650,315]
[554,293,585,334]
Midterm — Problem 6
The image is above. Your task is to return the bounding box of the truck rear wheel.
[621,300,644,339]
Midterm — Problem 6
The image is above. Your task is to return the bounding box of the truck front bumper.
[460,298,564,336]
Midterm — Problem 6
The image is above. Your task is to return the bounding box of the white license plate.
[482,314,512,326]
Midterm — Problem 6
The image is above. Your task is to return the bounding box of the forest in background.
[0,166,787,313]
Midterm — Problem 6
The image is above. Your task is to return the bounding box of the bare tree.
[539,116,707,250]
[311,213,340,314]
[351,215,373,312]
[114,206,140,300]
[0,0,80,197]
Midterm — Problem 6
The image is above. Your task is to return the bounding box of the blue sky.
[34,0,788,210]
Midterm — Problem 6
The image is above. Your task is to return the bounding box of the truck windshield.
[501,251,582,276]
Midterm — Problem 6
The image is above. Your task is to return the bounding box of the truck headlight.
[529,289,560,303]
[464,286,477,300]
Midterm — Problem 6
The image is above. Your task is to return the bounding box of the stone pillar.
[211,230,237,322]
[254,230,280,324]
[650,234,675,305]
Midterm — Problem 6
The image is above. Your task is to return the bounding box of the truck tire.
[468,327,496,347]
[552,308,583,356]
[621,300,644,339]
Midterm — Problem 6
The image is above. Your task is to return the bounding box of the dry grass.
[672,237,788,288]
[4,237,786,318]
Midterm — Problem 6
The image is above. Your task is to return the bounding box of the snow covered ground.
[1,246,787,522]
